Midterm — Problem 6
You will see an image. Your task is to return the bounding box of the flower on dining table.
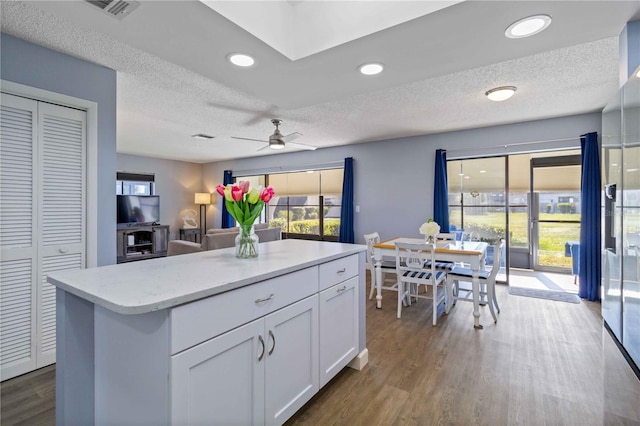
[419,219,440,237]
[215,181,275,227]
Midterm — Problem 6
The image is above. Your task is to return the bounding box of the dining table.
[373,238,489,329]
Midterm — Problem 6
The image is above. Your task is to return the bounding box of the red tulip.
[215,184,226,197]
[231,185,243,202]
[260,186,275,203]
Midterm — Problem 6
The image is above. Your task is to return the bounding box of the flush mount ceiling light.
[485,86,517,101]
[192,133,215,140]
[505,14,552,39]
[358,63,384,75]
[637,69,640,78]
[228,53,255,67]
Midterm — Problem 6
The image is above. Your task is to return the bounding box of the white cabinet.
[319,271,359,387]
[172,295,319,426]
[171,319,265,425]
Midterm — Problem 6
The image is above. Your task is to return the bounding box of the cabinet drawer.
[318,254,358,291]
[171,267,318,354]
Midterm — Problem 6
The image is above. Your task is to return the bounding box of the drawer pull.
[255,294,274,304]
[337,285,347,293]
[268,330,276,355]
[258,335,265,361]
[336,268,346,274]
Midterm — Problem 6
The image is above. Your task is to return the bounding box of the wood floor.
[2,280,639,426]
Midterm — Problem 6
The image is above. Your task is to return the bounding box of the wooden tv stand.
[116,224,169,263]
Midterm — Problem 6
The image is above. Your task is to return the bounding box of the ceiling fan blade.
[287,141,317,151]
[231,136,268,143]
[256,144,271,152]
[281,132,302,143]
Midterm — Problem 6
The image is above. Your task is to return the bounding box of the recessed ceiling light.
[359,63,384,75]
[485,86,517,101]
[228,53,255,67]
[479,170,487,173]
[192,133,215,140]
[505,15,552,39]
[464,176,470,180]
[636,69,640,78]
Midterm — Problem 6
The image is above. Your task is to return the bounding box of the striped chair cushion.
[424,260,456,271]
[402,270,445,280]
[448,266,491,280]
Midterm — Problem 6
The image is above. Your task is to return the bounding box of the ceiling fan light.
[228,53,255,67]
[505,14,552,39]
[485,86,517,101]
[270,141,285,150]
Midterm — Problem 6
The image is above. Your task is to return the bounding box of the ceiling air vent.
[85,0,140,20]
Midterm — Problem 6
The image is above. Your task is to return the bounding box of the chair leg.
[432,284,438,326]
[487,280,498,323]
[397,281,403,319]
[368,271,375,300]
[491,280,500,314]
[445,280,452,314]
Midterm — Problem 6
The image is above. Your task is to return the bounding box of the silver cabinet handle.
[337,268,346,274]
[258,335,265,361]
[268,330,275,355]
[337,285,347,293]
[255,294,274,304]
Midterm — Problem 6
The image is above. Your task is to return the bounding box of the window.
[116,172,155,195]
[237,168,343,242]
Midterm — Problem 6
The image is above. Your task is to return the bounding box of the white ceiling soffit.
[202,0,464,61]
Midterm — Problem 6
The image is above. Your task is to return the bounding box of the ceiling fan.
[231,119,317,151]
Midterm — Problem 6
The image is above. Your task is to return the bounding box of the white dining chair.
[395,241,450,326]
[364,232,397,300]
[424,233,457,272]
[446,239,504,323]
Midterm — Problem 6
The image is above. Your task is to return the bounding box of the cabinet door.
[154,226,168,254]
[319,277,359,387]
[171,319,265,426]
[264,295,319,425]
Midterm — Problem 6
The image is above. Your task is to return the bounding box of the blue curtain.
[339,157,354,243]
[433,149,450,232]
[221,170,234,228]
[579,132,601,301]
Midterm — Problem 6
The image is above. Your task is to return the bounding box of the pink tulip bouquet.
[215,181,275,257]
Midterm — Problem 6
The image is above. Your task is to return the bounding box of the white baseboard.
[347,348,368,371]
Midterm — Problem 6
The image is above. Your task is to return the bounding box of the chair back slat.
[363,232,381,270]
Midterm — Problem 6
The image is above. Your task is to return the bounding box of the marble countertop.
[48,239,365,315]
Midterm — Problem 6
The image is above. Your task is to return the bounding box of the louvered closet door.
[37,103,86,368]
[0,94,86,381]
[0,94,38,380]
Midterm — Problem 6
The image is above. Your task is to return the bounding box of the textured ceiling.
[1,1,639,163]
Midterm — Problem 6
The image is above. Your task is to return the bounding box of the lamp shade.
[194,193,211,205]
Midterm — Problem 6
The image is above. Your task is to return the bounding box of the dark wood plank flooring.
[2,281,639,425]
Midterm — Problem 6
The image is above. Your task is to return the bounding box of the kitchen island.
[49,239,367,425]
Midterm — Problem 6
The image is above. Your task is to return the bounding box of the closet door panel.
[37,103,86,368]
[0,94,38,380]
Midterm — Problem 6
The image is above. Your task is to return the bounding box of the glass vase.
[235,224,259,258]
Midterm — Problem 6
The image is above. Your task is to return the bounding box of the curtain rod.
[445,136,584,158]
[233,160,344,177]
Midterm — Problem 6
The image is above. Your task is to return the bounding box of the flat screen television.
[117,195,160,225]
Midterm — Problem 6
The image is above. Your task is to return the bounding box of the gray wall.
[203,112,601,244]
[1,33,117,266]
[117,154,203,239]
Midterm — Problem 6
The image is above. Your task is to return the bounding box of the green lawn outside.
[450,211,580,268]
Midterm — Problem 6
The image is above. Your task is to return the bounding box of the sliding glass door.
[530,155,581,272]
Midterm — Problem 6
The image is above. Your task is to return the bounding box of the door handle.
[337,285,347,293]
[258,335,265,361]
[268,330,275,355]
[59,247,69,254]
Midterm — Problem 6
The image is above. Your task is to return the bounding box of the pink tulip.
[238,180,250,194]
[260,186,275,203]
[231,185,243,202]
[215,184,226,197]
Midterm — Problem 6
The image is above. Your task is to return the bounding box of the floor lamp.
[195,193,211,235]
